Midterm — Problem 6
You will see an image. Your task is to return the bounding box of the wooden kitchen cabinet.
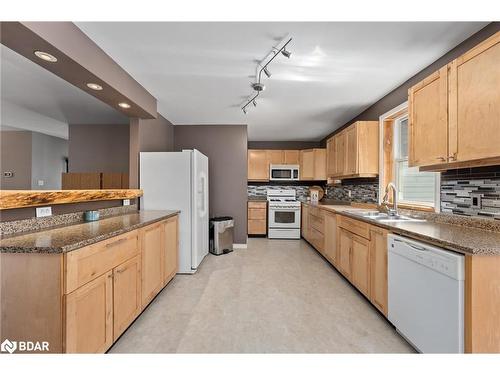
[65,271,113,353]
[327,121,379,179]
[369,226,388,316]
[408,66,449,167]
[338,228,352,278]
[248,150,269,181]
[410,31,500,170]
[300,148,326,180]
[248,201,267,235]
[162,215,179,285]
[449,32,500,164]
[301,203,310,241]
[267,150,284,165]
[324,211,337,265]
[140,222,164,307]
[351,235,370,298]
[284,150,300,164]
[112,256,142,341]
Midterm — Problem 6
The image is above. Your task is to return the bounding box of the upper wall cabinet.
[410,31,500,170]
[248,150,269,181]
[300,148,326,181]
[248,149,323,181]
[326,121,379,179]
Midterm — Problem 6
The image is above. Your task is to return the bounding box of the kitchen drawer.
[248,219,267,235]
[65,230,139,294]
[248,208,267,220]
[310,214,324,234]
[248,201,267,209]
[309,226,325,254]
[338,215,370,239]
[309,206,325,219]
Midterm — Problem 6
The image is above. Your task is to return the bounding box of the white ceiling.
[77,22,487,141]
[0,44,129,131]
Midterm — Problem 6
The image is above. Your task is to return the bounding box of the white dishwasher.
[388,234,464,353]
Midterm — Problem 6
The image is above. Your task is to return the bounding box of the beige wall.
[0,131,32,189]
[129,114,175,188]
[174,125,248,244]
[68,123,129,173]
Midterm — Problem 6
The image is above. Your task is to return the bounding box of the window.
[380,102,440,211]
[392,113,439,208]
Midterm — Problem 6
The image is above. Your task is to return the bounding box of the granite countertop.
[0,210,179,254]
[302,201,500,256]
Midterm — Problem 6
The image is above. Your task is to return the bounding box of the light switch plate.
[123,199,131,206]
[36,206,52,218]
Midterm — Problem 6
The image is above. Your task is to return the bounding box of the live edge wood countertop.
[0,210,179,254]
[301,201,500,256]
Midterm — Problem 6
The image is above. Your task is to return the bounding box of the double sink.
[345,210,424,223]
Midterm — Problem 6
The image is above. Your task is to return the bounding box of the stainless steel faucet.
[381,182,398,216]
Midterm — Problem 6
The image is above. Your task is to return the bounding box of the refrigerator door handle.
[200,172,208,218]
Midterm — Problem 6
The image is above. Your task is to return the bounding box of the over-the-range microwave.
[269,164,300,181]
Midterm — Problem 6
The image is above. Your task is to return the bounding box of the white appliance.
[267,189,301,239]
[388,234,465,353]
[140,150,209,274]
[269,164,299,181]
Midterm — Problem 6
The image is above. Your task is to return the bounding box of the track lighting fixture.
[241,37,292,115]
[281,48,291,58]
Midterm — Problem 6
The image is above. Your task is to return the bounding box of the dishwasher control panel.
[388,234,464,280]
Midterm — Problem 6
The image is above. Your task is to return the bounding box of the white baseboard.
[233,243,248,249]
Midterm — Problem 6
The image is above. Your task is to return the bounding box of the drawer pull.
[106,238,128,248]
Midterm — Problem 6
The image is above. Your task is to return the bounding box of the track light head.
[263,67,271,78]
[251,82,265,92]
[253,100,257,107]
[243,107,247,114]
[281,48,291,58]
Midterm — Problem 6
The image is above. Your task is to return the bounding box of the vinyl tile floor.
[109,238,415,353]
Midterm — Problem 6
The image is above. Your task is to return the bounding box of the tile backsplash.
[324,178,379,204]
[441,166,500,220]
[247,185,311,199]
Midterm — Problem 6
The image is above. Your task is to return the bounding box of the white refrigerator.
[140,149,209,274]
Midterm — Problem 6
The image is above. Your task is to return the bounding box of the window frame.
[379,102,440,212]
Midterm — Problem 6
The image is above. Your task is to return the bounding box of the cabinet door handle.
[447,153,457,161]
[116,268,125,274]
[106,238,127,248]
[436,156,446,161]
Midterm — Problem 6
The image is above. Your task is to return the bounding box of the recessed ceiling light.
[86,83,103,91]
[34,50,57,63]
[118,102,131,109]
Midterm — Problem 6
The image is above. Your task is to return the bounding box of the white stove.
[267,189,301,239]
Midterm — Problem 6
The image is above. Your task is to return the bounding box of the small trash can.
[209,216,234,255]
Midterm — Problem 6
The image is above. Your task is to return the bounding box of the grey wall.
[174,125,248,244]
[321,22,500,143]
[0,130,32,189]
[68,123,130,173]
[31,132,68,190]
[129,114,175,188]
[248,141,321,150]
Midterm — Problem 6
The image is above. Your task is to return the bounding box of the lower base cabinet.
[65,271,113,353]
[369,227,388,316]
[351,235,370,298]
[113,255,142,341]
[302,204,388,317]
[1,214,179,353]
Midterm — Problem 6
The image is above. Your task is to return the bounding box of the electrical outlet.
[36,206,52,217]
[123,199,131,206]
[37,180,45,186]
